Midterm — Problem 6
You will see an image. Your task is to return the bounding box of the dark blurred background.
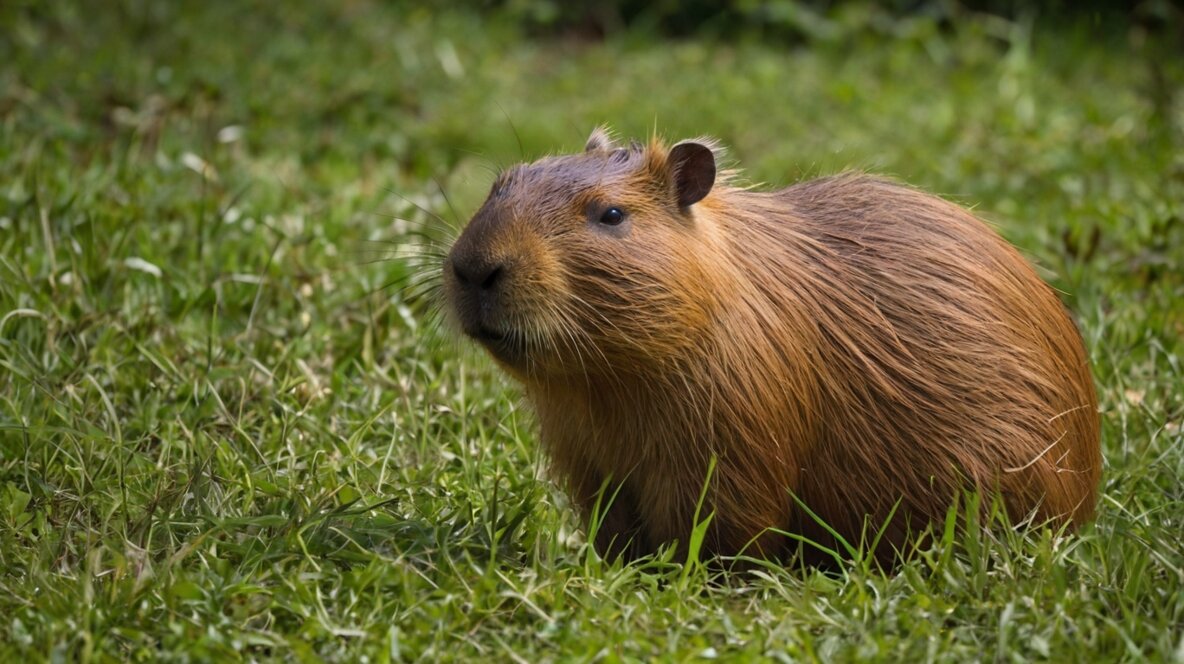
[448,0,1183,41]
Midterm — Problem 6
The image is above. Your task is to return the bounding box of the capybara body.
[443,128,1101,564]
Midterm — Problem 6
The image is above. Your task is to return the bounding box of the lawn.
[1,1,1182,661]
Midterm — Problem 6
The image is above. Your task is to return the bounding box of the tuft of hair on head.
[585,125,618,153]
[586,128,733,206]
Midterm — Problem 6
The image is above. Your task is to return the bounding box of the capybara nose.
[452,256,504,291]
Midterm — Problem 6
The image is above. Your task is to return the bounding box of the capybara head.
[444,128,725,378]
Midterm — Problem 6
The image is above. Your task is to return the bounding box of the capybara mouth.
[466,323,529,366]
[474,324,505,343]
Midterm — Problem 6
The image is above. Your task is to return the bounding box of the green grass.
[2,1,1182,661]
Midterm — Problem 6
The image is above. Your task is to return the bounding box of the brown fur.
[442,129,1101,565]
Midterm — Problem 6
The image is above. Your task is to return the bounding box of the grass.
[1,1,1182,661]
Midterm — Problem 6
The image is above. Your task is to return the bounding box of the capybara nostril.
[480,265,503,290]
[451,256,504,290]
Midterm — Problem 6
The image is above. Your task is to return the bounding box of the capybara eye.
[599,207,625,226]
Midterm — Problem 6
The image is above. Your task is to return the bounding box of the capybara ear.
[668,141,716,208]
[585,126,617,153]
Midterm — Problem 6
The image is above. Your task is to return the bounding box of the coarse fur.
[442,127,1101,565]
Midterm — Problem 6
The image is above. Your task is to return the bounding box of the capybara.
[442,128,1101,565]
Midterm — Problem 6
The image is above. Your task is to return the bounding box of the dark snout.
[446,245,508,343]
[445,205,515,345]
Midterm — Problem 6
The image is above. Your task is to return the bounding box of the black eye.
[599,207,625,226]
